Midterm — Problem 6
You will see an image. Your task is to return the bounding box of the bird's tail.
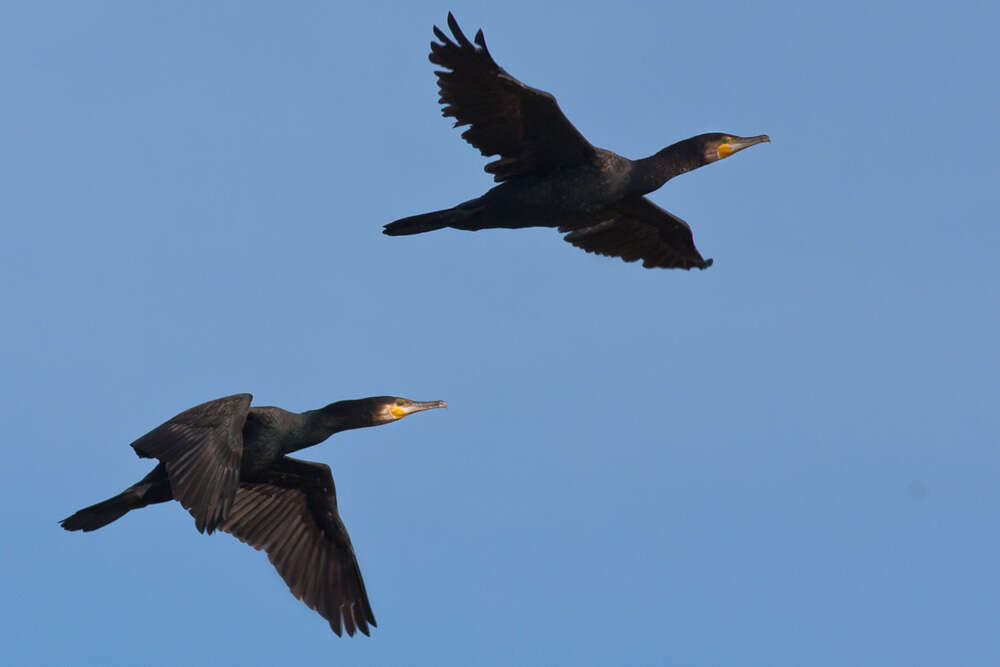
[383,206,472,236]
[60,491,141,532]
[61,465,172,532]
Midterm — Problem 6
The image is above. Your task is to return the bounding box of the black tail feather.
[383,207,466,236]
[61,464,172,532]
[61,492,139,532]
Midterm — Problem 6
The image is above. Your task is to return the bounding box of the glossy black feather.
[563,196,713,269]
[387,14,769,270]
[128,393,251,534]
[62,394,445,636]
[430,12,594,182]
[222,458,376,637]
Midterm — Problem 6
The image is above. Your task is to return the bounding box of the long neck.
[629,138,707,195]
[282,400,374,454]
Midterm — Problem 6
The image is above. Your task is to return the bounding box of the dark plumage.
[61,393,446,636]
[384,13,770,269]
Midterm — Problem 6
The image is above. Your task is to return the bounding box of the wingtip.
[447,12,474,47]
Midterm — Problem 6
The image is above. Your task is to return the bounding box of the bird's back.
[240,406,299,476]
[482,148,633,215]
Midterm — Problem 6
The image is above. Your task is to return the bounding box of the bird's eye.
[721,137,730,144]
[395,399,405,406]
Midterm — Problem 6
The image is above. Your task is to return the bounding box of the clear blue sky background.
[2,1,997,665]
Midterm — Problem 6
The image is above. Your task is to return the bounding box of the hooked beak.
[392,399,448,419]
[728,134,770,153]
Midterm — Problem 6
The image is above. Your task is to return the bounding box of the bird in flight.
[384,13,770,269]
[61,393,447,636]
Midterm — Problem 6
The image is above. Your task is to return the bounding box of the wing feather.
[563,197,714,270]
[129,394,251,533]
[221,457,376,637]
[430,13,595,181]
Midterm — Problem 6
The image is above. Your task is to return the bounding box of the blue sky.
[2,1,998,665]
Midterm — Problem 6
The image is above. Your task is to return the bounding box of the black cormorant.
[61,393,447,636]
[384,13,770,269]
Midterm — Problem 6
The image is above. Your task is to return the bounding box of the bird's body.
[61,393,446,636]
[385,14,770,269]
[489,150,631,214]
[237,405,299,475]
[452,149,634,228]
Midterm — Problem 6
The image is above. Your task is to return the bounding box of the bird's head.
[369,396,448,426]
[697,133,770,164]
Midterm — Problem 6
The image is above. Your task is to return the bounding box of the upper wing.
[221,457,376,637]
[129,393,251,534]
[562,196,714,270]
[431,12,595,182]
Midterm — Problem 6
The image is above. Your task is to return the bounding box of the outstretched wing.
[431,12,595,182]
[563,196,714,270]
[221,457,376,637]
[129,393,251,534]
